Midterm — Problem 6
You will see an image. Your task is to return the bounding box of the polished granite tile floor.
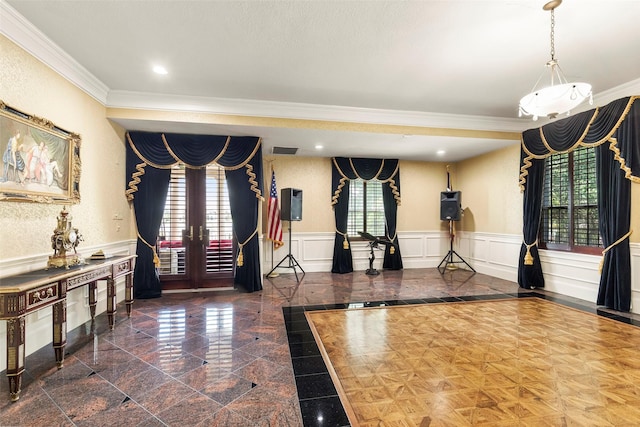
[0,268,637,426]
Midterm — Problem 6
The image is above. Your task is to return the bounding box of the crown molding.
[107,90,527,134]
[0,0,109,103]
[593,77,640,107]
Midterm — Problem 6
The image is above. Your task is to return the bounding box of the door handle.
[199,226,210,243]
[184,226,193,241]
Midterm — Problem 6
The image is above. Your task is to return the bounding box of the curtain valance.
[126,131,263,200]
[520,96,640,189]
[331,157,401,206]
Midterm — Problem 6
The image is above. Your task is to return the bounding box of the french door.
[157,164,235,290]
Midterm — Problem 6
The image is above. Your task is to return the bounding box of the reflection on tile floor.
[0,268,637,426]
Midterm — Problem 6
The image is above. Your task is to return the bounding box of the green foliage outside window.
[541,147,601,251]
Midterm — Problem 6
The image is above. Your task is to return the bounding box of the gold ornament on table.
[47,207,84,269]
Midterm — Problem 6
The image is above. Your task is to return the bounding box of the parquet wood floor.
[306,298,640,426]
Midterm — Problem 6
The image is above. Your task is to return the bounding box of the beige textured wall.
[0,35,131,261]
[263,155,334,232]
[456,143,523,235]
[397,160,449,231]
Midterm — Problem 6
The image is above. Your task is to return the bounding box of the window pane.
[542,207,569,244]
[347,179,385,237]
[540,147,601,251]
[574,207,600,246]
[158,165,186,275]
[573,147,597,206]
[205,165,234,272]
[572,147,600,247]
[366,181,385,236]
[347,180,364,236]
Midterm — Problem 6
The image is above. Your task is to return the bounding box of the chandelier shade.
[518,0,592,120]
[519,81,593,121]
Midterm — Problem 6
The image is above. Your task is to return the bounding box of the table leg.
[6,317,25,402]
[106,277,116,329]
[88,281,97,319]
[125,273,133,317]
[53,299,67,369]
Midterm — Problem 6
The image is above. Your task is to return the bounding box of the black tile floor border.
[285,292,640,427]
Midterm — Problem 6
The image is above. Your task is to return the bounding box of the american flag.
[267,169,284,249]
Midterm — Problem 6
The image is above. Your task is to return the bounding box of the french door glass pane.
[205,165,234,273]
[158,166,186,275]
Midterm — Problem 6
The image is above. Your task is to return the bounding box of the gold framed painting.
[0,100,81,203]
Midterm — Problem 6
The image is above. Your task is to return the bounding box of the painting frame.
[0,100,81,204]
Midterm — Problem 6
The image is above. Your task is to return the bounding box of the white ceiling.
[3,0,640,161]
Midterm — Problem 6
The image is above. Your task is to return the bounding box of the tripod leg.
[267,254,287,276]
[290,255,305,274]
[452,250,476,272]
[289,254,305,281]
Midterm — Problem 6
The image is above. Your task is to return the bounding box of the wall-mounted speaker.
[281,188,302,221]
[440,191,461,221]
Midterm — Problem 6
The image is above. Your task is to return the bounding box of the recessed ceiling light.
[315,144,323,150]
[437,150,446,156]
[153,65,168,75]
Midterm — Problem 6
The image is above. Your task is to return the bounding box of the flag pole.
[267,162,279,278]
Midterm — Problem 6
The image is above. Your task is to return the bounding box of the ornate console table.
[0,255,135,402]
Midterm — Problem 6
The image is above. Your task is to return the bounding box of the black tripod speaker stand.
[437,220,475,274]
[267,221,305,282]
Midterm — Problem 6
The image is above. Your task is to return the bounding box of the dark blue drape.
[225,154,264,292]
[331,157,402,273]
[331,178,353,273]
[126,131,264,297]
[596,143,631,311]
[382,172,403,269]
[519,96,639,310]
[125,160,170,299]
[517,155,545,289]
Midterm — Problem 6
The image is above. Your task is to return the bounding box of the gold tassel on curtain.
[137,232,161,267]
[523,240,538,265]
[336,229,349,250]
[386,232,397,255]
[235,228,258,269]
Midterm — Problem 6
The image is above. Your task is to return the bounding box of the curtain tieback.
[523,239,538,266]
[336,229,349,250]
[386,232,397,254]
[599,229,633,273]
[236,227,259,267]
[138,233,160,267]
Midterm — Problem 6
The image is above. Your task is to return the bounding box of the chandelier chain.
[550,8,556,61]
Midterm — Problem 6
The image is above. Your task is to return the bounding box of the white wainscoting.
[0,240,136,372]
[262,231,640,314]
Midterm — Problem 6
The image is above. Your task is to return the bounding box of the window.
[347,179,385,237]
[540,146,602,254]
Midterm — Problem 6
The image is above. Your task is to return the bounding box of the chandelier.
[518,0,592,120]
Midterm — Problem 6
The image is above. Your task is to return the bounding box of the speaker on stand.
[437,191,475,274]
[268,188,305,282]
